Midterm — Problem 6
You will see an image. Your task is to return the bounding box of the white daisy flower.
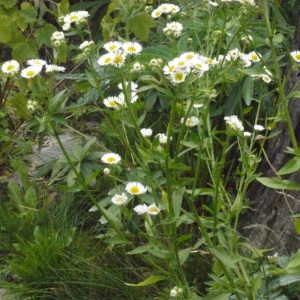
[248,51,260,62]
[125,182,147,195]
[79,41,94,50]
[51,31,65,40]
[193,103,204,108]
[101,152,121,164]
[98,53,115,66]
[224,115,244,132]
[147,203,160,215]
[111,193,128,205]
[122,42,142,55]
[21,66,42,78]
[165,21,183,33]
[103,96,121,108]
[170,69,187,84]
[253,124,264,131]
[291,50,300,62]
[45,64,65,73]
[244,131,252,137]
[118,81,138,91]
[62,22,71,31]
[103,41,122,52]
[63,11,89,24]
[181,116,199,127]
[169,4,180,14]
[118,92,138,104]
[111,50,127,67]
[163,61,177,75]
[140,128,153,137]
[26,59,47,68]
[260,74,272,83]
[160,3,173,13]
[1,60,20,74]
[151,8,163,18]
[133,204,148,215]
[156,133,172,144]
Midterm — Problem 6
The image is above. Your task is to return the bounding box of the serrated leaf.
[35,24,57,47]
[128,13,156,41]
[0,0,17,9]
[256,177,300,190]
[124,275,168,287]
[0,14,12,43]
[277,157,300,175]
[101,14,118,41]
[10,38,38,62]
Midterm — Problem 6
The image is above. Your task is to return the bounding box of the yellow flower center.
[109,100,116,107]
[107,157,116,163]
[113,55,123,65]
[104,57,112,64]
[70,15,78,21]
[187,119,193,126]
[109,45,117,50]
[174,73,183,81]
[7,65,15,71]
[127,46,136,52]
[130,186,139,194]
[186,54,194,60]
[27,70,35,77]
[178,61,185,66]
[149,207,159,213]
[295,54,300,60]
[252,54,259,61]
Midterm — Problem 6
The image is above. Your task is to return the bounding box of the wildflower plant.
[1,0,300,299]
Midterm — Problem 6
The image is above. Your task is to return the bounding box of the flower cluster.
[151,3,180,19]
[224,115,244,132]
[180,116,199,127]
[163,52,210,84]
[51,31,66,47]
[170,286,183,297]
[103,81,139,109]
[62,11,89,31]
[98,41,142,68]
[1,59,65,78]
[134,203,160,215]
[163,21,183,38]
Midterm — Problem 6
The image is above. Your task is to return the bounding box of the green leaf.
[141,45,174,61]
[208,246,240,269]
[277,157,300,175]
[242,76,254,106]
[287,91,300,99]
[172,187,185,218]
[128,12,156,41]
[295,219,300,235]
[10,38,38,62]
[57,0,69,17]
[35,24,57,47]
[127,244,152,255]
[203,291,232,300]
[178,247,191,265]
[0,0,17,9]
[278,273,300,286]
[124,275,168,287]
[256,177,300,191]
[0,14,12,43]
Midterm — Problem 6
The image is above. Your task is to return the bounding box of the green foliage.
[0,0,300,299]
